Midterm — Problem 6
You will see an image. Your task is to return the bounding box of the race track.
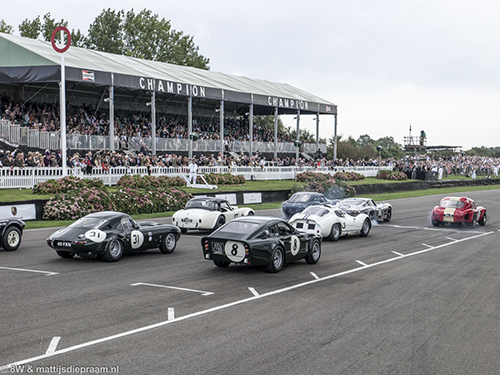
[1,190,499,374]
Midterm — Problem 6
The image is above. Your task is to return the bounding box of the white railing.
[0,121,327,154]
[0,165,383,189]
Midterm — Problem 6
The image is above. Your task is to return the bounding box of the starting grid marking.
[0,230,494,372]
[0,266,58,276]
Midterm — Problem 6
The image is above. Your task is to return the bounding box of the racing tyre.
[328,223,341,241]
[160,233,177,254]
[478,212,487,226]
[359,218,371,237]
[56,251,75,258]
[213,260,230,268]
[102,240,123,262]
[467,214,477,229]
[383,208,392,222]
[431,219,440,227]
[305,240,321,264]
[213,216,226,231]
[266,246,285,273]
[2,227,21,251]
[180,228,188,234]
[247,211,255,216]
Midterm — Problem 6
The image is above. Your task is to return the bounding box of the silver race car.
[336,198,392,222]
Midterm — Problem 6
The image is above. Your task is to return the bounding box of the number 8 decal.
[225,240,245,262]
[291,235,300,256]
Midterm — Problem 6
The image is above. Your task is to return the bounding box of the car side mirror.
[261,230,269,238]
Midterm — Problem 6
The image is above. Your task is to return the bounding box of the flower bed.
[333,171,365,181]
[377,170,408,181]
[116,174,186,189]
[291,172,356,199]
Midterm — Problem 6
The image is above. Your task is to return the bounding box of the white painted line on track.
[45,337,61,355]
[422,243,433,248]
[392,251,404,257]
[131,282,214,296]
[1,231,493,372]
[248,287,259,297]
[310,272,320,280]
[355,260,368,266]
[0,267,58,276]
[445,237,457,241]
[168,308,175,321]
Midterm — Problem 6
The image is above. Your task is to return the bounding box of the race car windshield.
[218,221,260,233]
[441,200,466,209]
[302,206,329,217]
[69,218,108,229]
[185,200,217,210]
[289,194,312,202]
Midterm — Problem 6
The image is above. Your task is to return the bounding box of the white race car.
[289,204,371,241]
[172,197,255,233]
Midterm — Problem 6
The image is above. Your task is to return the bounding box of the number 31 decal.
[130,230,145,249]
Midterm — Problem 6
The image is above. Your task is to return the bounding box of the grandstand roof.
[0,32,337,116]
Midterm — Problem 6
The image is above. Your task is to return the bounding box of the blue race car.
[282,192,336,218]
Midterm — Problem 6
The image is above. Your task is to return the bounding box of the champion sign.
[82,70,95,81]
[139,77,206,97]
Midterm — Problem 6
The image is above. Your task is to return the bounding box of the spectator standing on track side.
[188,158,198,184]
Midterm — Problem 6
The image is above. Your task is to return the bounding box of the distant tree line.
[327,134,404,160]
[0,9,209,70]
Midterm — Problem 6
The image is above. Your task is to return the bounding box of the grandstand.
[0,32,337,162]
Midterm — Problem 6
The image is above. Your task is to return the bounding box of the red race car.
[431,196,487,228]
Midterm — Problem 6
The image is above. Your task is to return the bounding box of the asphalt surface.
[1,190,499,375]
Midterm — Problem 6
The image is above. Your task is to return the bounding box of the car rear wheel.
[102,240,123,262]
[359,218,371,237]
[305,240,321,264]
[478,212,487,226]
[160,233,177,254]
[266,246,284,273]
[328,223,341,241]
[2,227,21,251]
[213,260,230,268]
[213,216,226,231]
[383,208,392,222]
[431,218,440,226]
[467,214,477,229]
[56,251,75,258]
[247,211,254,216]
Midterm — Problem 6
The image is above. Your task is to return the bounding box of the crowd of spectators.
[0,94,296,147]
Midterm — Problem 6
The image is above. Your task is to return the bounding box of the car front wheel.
[383,208,392,222]
[102,240,123,262]
[160,233,177,254]
[266,246,285,273]
[2,227,21,251]
[305,240,321,264]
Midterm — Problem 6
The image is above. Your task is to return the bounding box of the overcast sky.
[4,0,500,150]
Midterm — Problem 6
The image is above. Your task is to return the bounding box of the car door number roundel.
[130,230,145,249]
[85,229,106,243]
[224,240,245,262]
[291,235,300,256]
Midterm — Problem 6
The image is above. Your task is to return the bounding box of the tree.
[0,20,14,34]
[85,9,124,54]
[41,13,68,42]
[19,16,41,39]
[357,134,374,148]
[86,8,210,69]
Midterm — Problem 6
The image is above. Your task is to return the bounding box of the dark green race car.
[47,211,181,262]
[202,216,322,273]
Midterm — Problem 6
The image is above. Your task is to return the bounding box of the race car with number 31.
[202,216,321,273]
[47,211,181,262]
